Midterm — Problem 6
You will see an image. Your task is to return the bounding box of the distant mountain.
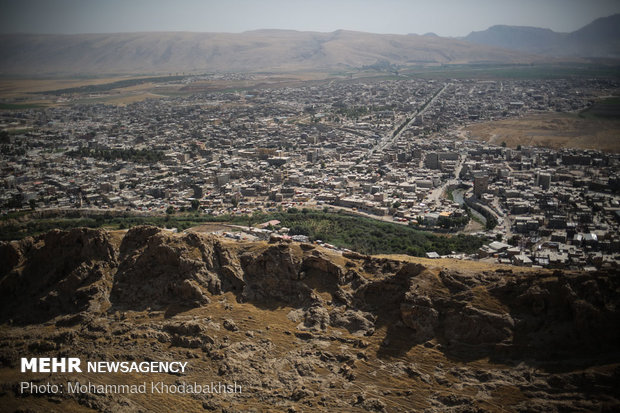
[0,30,538,76]
[464,14,620,58]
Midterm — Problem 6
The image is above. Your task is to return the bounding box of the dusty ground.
[464,112,620,153]
[187,223,235,234]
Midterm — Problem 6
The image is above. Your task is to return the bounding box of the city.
[2,2,620,412]
[2,75,619,270]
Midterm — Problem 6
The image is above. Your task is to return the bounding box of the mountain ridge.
[464,14,620,57]
[1,15,618,76]
[0,29,541,76]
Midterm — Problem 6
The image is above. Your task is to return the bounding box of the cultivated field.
[0,72,335,107]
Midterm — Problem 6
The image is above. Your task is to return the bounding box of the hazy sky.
[1,0,619,37]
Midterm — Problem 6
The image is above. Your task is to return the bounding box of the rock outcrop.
[1,227,619,412]
[111,227,221,309]
[0,228,117,324]
[2,227,619,359]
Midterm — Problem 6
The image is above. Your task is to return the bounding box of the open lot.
[464,111,620,153]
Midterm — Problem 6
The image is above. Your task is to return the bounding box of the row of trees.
[259,210,484,256]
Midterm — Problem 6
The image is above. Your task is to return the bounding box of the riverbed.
[452,188,487,226]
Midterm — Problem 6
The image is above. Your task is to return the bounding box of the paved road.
[370,82,451,154]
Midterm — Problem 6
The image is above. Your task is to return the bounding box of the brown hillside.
[0,31,541,75]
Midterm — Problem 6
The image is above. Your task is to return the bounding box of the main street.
[370,82,451,154]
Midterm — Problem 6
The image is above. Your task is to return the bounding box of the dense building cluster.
[1,76,619,269]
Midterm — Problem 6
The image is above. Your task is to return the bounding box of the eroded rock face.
[302,251,345,283]
[399,268,620,358]
[289,305,331,331]
[329,309,376,336]
[493,271,620,358]
[400,296,439,342]
[0,240,22,277]
[1,227,619,412]
[355,263,425,315]
[243,243,302,280]
[0,228,117,324]
[442,305,514,346]
[2,226,619,362]
[239,243,310,304]
[110,227,219,309]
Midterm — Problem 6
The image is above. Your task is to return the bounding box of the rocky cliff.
[1,227,619,412]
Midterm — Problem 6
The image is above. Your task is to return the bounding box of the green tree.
[166,205,174,215]
[486,214,498,230]
[247,211,262,229]
[191,199,200,211]
[7,193,23,209]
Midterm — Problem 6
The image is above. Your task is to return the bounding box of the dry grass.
[372,253,544,273]
[0,391,97,413]
[469,285,510,314]
[464,112,620,153]
[185,223,233,234]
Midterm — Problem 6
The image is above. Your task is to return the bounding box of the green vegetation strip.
[1,209,485,257]
[0,212,223,241]
[40,75,187,95]
[0,103,45,110]
[579,97,620,119]
[401,63,620,80]
[261,210,483,256]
